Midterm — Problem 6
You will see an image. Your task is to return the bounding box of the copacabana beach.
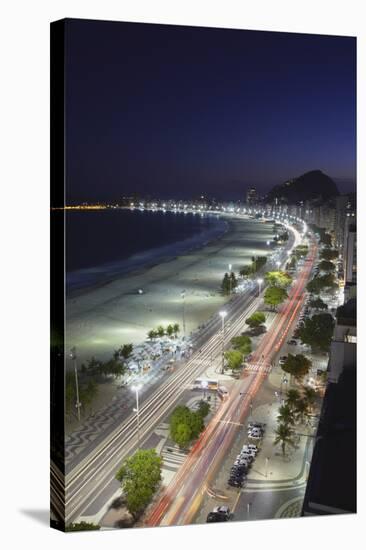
[65,213,275,367]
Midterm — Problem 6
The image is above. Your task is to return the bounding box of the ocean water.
[66,209,228,294]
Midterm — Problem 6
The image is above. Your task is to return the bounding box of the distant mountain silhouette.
[266,170,339,203]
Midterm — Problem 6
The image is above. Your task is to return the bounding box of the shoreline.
[65,214,275,366]
[67,214,230,299]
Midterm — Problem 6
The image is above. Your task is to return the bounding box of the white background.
[0,1,364,548]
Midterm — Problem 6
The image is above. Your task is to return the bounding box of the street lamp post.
[280,377,288,403]
[276,260,281,270]
[181,290,186,338]
[70,347,81,422]
[257,278,263,298]
[247,502,252,521]
[265,457,270,478]
[219,310,227,374]
[132,384,142,448]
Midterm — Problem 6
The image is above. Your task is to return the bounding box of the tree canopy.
[318,260,336,272]
[66,522,100,532]
[299,313,335,351]
[320,248,338,261]
[264,286,288,309]
[293,245,309,259]
[115,449,162,519]
[265,271,292,288]
[309,297,328,310]
[274,423,296,455]
[224,349,243,371]
[277,404,295,426]
[221,272,238,294]
[169,405,206,448]
[245,311,266,329]
[281,353,312,381]
[230,335,252,355]
[320,233,332,246]
[239,256,267,277]
[307,274,337,294]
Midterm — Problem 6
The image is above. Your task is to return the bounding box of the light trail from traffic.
[146,239,316,526]
[52,217,301,524]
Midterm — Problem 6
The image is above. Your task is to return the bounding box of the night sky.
[64,19,356,202]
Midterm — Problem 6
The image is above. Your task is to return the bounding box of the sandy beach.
[65,214,275,367]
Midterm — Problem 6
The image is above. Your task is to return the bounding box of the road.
[145,237,316,526]
[51,218,299,524]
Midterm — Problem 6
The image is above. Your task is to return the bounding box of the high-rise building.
[302,298,356,516]
[246,187,258,205]
[343,220,356,301]
[334,192,356,253]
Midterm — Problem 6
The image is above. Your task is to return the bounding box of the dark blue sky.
[65,19,356,202]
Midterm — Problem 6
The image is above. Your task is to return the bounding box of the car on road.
[213,506,231,519]
[206,512,229,523]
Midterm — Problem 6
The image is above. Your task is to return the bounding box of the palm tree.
[303,386,317,412]
[277,404,295,426]
[166,324,174,337]
[286,388,301,411]
[173,323,180,337]
[157,325,165,338]
[274,423,296,456]
[148,329,157,340]
[295,398,308,425]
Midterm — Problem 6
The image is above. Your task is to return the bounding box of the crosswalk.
[161,446,188,471]
[245,363,272,374]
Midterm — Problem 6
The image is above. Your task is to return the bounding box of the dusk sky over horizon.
[65,18,356,202]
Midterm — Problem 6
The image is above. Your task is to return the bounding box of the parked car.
[248,431,263,440]
[206,512,228,523]
[213,506,231,519]
[228,478,244,488]
[248,422,265,429]
[230,469,246,477]
[234,457,251,467]
[245,444,258,453]
[287,339,298,345]
[241,448,256,458]
[239,452,254,462]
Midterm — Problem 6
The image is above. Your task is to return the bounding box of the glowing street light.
[132,384,142,448]
[276,260,281,269]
